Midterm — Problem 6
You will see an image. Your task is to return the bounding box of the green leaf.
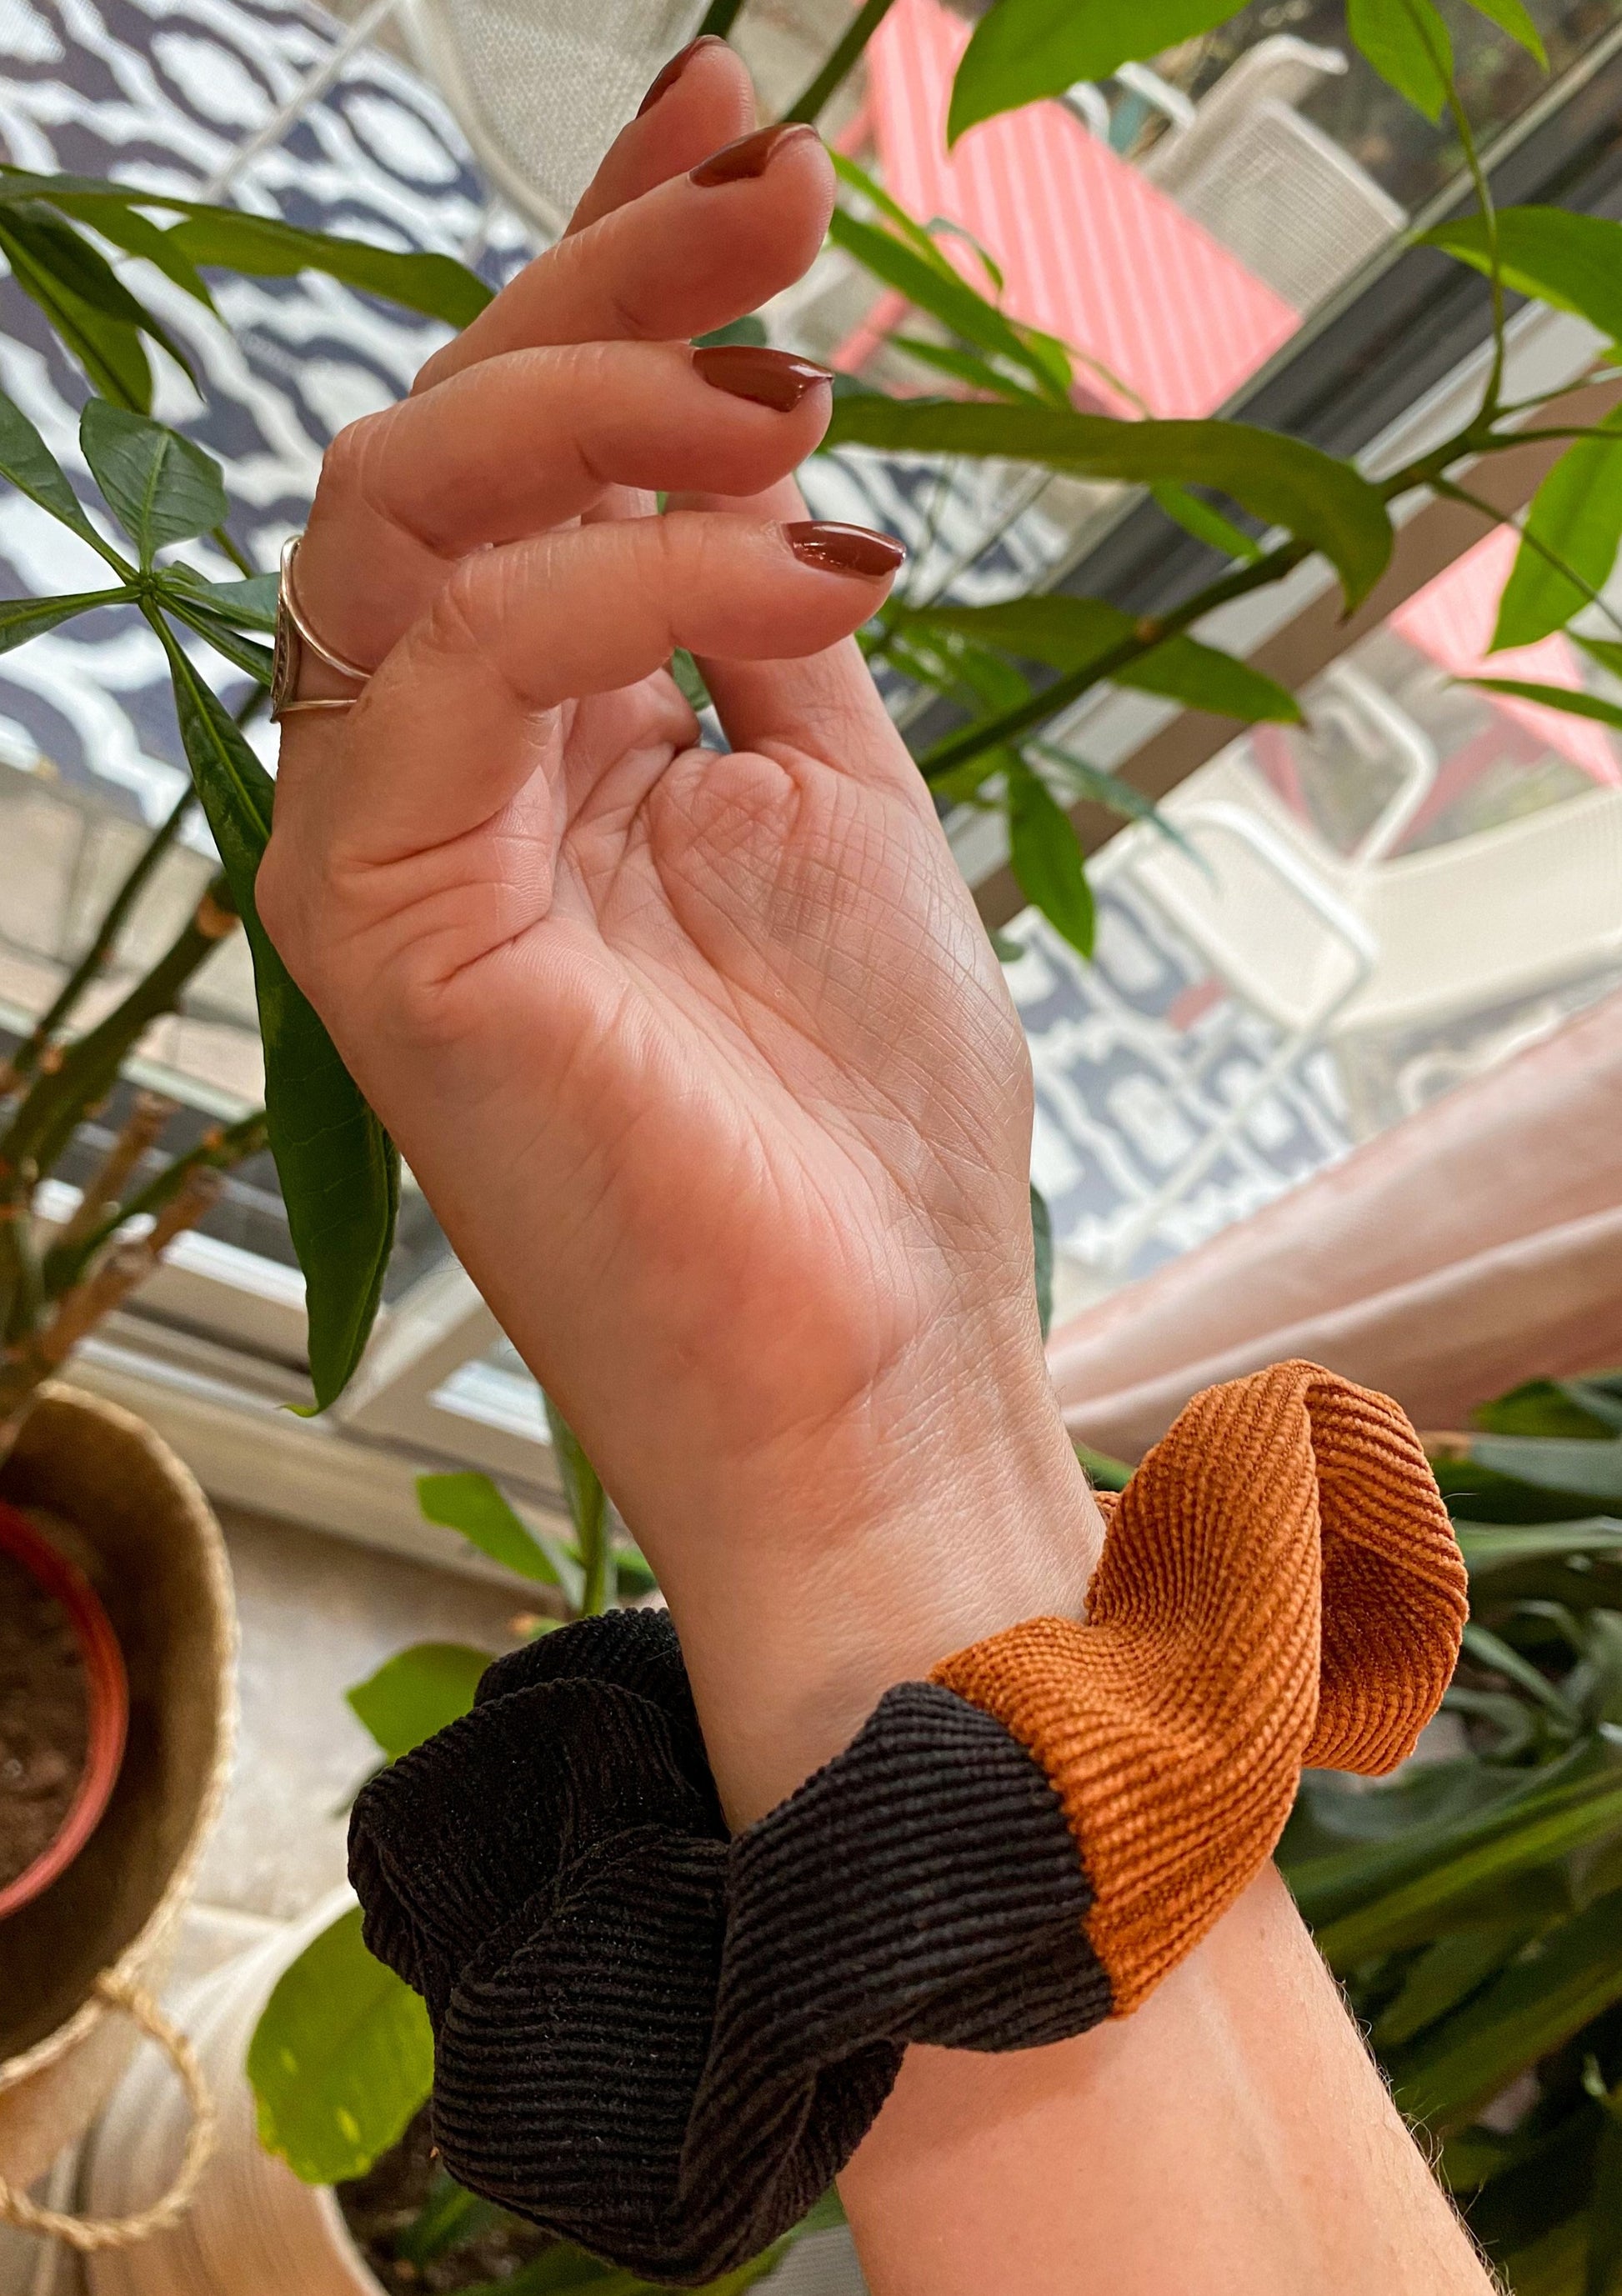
[1466,677,1622,733]
[1007,758,1094,959]
[1031,1180,1054,1341]
[1494,413,1622,648]
[1151,481,1264,563]
[1468,0,1548,65]
[824,398,1392,609]
[0,220,153,411]
[1576,634,1622,684]
[161,637,397,1405]
[346,1640,490,1761]
[889,335,1049,406]
[1389,1891,1622,2131]
[1028,745,1201,861]
[1311,1770,1622,1966]
[905,596,1301,723]
[0,168,490,328]
[1373,1923,1537,2048]
[946,0,1238,142]
[543,1396,611,1615]
[164,208,491,328]
[1469,1434,1622,1502]
[1474,1379,1622,1442]
[160,593,275,683]
[80,399,226,565]
[1346,0,1454,122]
[0,588,129,652]
[163,564,280,630]
[1424,209,1622,347]
[1074,1440,1134,1491]
[248,1908,433,2184]
[0,386,108,548]
[1459,1521,1622,1578]
[43,193,217,310]
[669,648,712,712]
[0,200,195,383]
[417,1469,577,1597]
[1463,1619,1583,1731]
[827,209,1067,408]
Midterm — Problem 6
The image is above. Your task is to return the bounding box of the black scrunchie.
[349,1609,1104,2284]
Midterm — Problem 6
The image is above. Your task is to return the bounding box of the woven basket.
[84,1888,381,2296]
[0,1384,236,2189]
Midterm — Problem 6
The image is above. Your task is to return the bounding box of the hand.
[259,40,1099,1821]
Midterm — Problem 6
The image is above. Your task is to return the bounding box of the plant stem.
[1430,475,1622,641]
[783,0,899,124]
[1444,81,1505,423]
[0,1159,230,1436]
[698,0,747,36]
[4,782,195,1094]
[46,1088,174,1256]
[912,408,1502,788]
[918,538,1308,783]
[0,874,239,1183]
[543,1394,613,1617]
[43,1105,265,1298]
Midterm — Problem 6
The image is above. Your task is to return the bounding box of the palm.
[350,666,1034,1472]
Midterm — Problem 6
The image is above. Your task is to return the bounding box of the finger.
[299,343,834,668]
[416,124,833,393]
[672,473,925,808]
[563,36,755,239]
[278,512,904,866]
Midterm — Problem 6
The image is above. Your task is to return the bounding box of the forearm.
[841,1868,1494,2296]
[663,1393,1492,2296]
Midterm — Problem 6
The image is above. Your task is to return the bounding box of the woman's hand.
[258,38,1099,1820]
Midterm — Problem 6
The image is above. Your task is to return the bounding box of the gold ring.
[272,535,373,722]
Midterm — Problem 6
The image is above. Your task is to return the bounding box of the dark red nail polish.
[784,521,906,578]
[693,344,833,411]
[689,123,819,187]
[636,35,723,118]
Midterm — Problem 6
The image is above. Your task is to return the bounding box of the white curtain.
[1048,988,1622,1458]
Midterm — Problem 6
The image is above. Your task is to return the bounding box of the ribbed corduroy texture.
[349,1610,1099,2283]
[931,1360,1469,2013]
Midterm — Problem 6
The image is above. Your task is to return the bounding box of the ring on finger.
[271,535,373,722]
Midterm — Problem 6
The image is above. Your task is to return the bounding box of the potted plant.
[0,178,489,2241]
[0,0,1616,2270]
[85,1426,842,2295]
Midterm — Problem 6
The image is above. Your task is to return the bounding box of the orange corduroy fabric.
[930,1361,1469,2015]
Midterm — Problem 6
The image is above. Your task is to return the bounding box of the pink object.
[1047,986,1622,1456]
[0,1497,128,1921]
[840,0,1298,418]
[1392,526,1621,787]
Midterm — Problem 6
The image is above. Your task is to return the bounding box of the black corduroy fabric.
[349,1610,1108,2284]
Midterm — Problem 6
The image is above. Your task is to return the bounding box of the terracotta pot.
[0,1496,129,1921]
[0,1384,236,2193]
[84,1887,383,2296]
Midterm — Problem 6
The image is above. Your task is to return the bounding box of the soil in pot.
[338,2108,559,2293]
[0,1543,88,1893]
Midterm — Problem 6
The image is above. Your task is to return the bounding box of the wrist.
[650,1343,1103,1828]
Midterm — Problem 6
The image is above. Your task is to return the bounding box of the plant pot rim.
[0,1379,236,2098]
[0,1490,128,1921]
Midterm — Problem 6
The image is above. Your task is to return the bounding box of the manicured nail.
[636,35,724,118]
[693,344,833,411]
[784,521,906,578]
[689,123,819,187]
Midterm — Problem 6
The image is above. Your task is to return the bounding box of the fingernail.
[689,123,819,187]
[693,344,833,412]
[636,35,724,118]
[784,521,906,578]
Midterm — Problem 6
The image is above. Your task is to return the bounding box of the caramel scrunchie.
[349,1363,1465,2282]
